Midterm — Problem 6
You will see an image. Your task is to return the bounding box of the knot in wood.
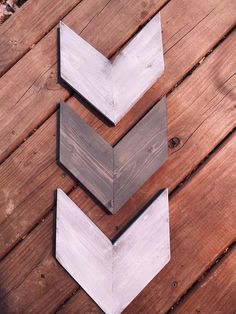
[168,137,180,149]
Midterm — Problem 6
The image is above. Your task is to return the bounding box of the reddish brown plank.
[174,246,236,314]
[0,0,84,76]
[0,0,235,166]
[1,122,235,313]
[0,0,168,164]
[0,0,111,163]
[0,27,235,314]
[1,24,235,262]
[57,135,236,314]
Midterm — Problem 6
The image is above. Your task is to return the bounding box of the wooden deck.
[0,0,235,313]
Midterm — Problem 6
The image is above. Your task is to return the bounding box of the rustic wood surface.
[59,98,167,213]
[60,13,164,124]
[174,246,236,314]
[0,0,84,76]
[56,189,170,314]
[0,0,235,313]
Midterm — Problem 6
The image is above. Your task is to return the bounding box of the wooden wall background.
[0,0,235,313]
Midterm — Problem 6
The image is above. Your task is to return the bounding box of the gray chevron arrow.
[59,97,168,214]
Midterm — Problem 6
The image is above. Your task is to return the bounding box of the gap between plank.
[0,24,235,267]
[2,17,233,169]
[167,239,236,313]
[53,129,236,313]
[0,0,170,166]
[0,0,86,78]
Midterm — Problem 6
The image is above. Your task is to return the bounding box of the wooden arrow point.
[59,97,168,214]
[59,13,164,124]
[56,188,170,314]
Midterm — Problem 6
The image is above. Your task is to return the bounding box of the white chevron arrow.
[59,13,164,124]
[56,188,170,314]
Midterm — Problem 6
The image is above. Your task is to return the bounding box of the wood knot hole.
[171,281,178,288]
[168,137,180,149]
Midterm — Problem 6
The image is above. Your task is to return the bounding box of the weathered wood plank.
[174,246,236,314]
[0,0,168,164]
[1,130,235,313]
[0,8,234,270]
[57,134,236,314]
[0,29,235,313]
[0,0,83,76]
[0,0,113,163]
[0,0,234,168]
[59,98,167,213]
[60,101,113,210]
[60,13,164,124]
[56,189,170,314]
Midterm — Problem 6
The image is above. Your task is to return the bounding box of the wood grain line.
[60,12,164,124]
[59,98,168,213]
[0,0,84,76]
[174,245,236,314]
[59,102,113,210]
[56,188,170,314]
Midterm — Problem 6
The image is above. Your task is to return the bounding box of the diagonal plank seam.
[0,2,235,168]
[170,79,236,156]
[1,22,234,170]
[0,26,234,266]
[59,98,168,213]
[166,25,236,96]
[0,0,86,78]
[53,129,236,314]
[167,239,236,313]
[54,130,236,313]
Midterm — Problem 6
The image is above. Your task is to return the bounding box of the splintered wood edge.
[59,98,168,213]
[56,188,170,314]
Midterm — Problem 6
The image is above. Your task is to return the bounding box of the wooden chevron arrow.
[59,97,168,214]
[56,188,170,314]
[59,13,164,124]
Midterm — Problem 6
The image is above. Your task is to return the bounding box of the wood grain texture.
[56,188,170,314]
[0,0,83,76]
[0,2,235,312]
[114,98,167,211]
[174,246,236,314]
[60,102,113,209]
[60,13,164,124]
[57,129,236,314]
[59,98,168,213]
[0,0,234,166]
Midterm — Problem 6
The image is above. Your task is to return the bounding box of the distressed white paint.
[56,189,170,314]
[60,13,164,124]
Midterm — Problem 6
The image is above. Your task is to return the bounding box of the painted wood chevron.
[59,98,168,213]
[56,188,170,314]
[59,12,164,124]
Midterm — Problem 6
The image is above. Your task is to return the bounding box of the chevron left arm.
[59,102,114,210]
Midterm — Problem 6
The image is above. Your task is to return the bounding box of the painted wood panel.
[59,98,168,213]
[60,13,164,124]
[56,188,170,314]
[1,1,236,312]
[60,102,113,210]
[114,97,167,212]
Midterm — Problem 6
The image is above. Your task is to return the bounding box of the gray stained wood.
[59,102,113,209]
[56,188,170,314]
[59,12,164,125]
[59,98,168,213]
